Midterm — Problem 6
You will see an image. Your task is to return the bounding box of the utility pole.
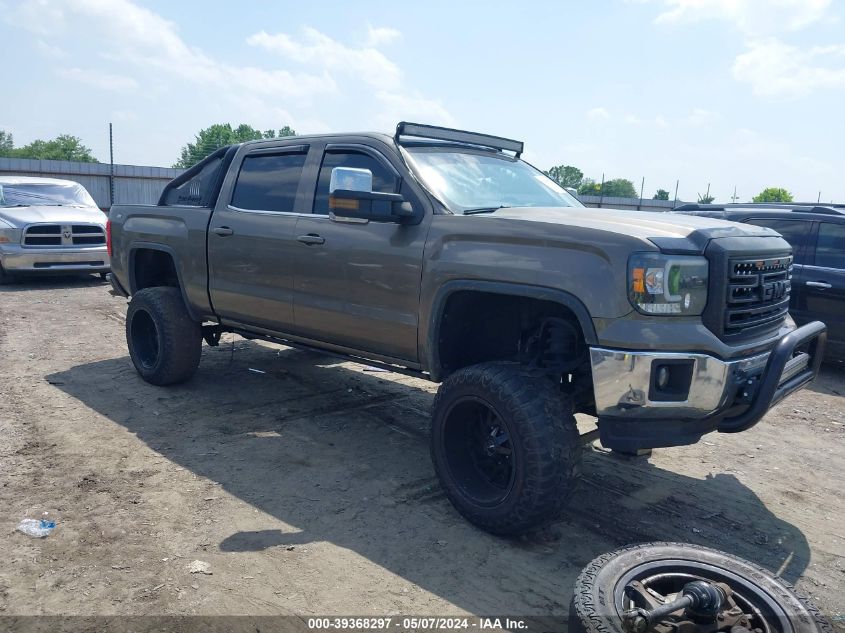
[109,123,115,208]
[818,191,821,203]
[638,176,645,210]
[673,179,679,208]
[598,172,605,208]
[731,186,739,203]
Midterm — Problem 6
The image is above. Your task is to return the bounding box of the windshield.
[404,146,582,213]
[0,182,98,208]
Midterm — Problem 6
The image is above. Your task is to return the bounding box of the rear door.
[207,144,311,331]
[804,221,845,354]
[290,143,430,363]
[743,217,813,326]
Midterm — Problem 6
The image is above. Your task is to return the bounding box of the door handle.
[212,226,234,236]
[297,234,325,245]
[806,281,832,289]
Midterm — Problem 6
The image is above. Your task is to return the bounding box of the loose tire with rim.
[126,286,202,385]
[430,362,581,535]
[571,542,832,633]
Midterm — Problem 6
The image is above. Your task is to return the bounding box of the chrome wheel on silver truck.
[430,362,581,535]
[126,287,202,386]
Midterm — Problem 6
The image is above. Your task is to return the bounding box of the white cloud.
[652,0,831,34]
[16,0,337,100]
[586,107,610,120]
[687,107,718,126]
[247,27,402,89]
[366,24,402,47]
[733,38,845,96]
[58,67,139,93]
[373,92,455,130]
[35,39,66,59]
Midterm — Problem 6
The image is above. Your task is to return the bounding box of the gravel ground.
[0,276,843,626]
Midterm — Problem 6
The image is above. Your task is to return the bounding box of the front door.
[804,221,845,356]
[291,145,429,363]
[207,145,310,331]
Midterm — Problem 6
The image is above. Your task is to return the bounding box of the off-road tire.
[430,362,581,535]
[571,542,832,633]
[126,286,202,385]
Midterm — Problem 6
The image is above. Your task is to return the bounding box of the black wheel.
[126,286,202,385]
[430,362,581,535]
[99,272,109,280]
[571,542,832,633]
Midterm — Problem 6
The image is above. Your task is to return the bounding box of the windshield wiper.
[1,204,30,208]
[462,205,512,215]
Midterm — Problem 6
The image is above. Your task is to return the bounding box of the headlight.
[628,253,708,316]
[0,225,22,244]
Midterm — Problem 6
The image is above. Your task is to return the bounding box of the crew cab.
[107,123,827,535]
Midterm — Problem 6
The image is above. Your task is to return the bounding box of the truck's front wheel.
[126,287,202,385]
[430,362,581,535]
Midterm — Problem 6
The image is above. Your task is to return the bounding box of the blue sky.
[1,0,843,202]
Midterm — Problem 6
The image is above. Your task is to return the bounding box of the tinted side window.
[313,150,398,215]
[231,152,307,212]
[745,219,810,252]
[815,222,845,270]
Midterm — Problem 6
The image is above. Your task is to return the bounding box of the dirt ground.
[1,276,844,624]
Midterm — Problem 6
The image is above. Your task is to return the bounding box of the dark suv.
[675,203,844,361]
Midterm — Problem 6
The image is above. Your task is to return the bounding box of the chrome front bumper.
[0,245,110,273]
[589,321,827,451]
[590,348,773,420]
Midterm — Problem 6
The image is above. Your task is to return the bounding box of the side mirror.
[329,167,414,223]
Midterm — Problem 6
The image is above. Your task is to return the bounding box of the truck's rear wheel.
[126,287,202,385]
[430,362,581,535]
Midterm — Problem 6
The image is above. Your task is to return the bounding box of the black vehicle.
[675,203,844,362]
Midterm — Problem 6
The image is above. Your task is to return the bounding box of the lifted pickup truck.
[108,122,826,535]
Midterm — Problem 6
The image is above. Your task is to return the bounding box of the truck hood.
[483,206,776,253]
[0,205,107,228]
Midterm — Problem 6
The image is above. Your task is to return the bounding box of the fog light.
[656,365,670,390]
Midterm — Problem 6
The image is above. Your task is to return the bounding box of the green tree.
[175,123,296,168]
[752,187,793,203]
[697,192,715,204]
[0,130,13,155]
[577,178,599,196]
[653,189,670,200]
[545,164,583,189]
[578,178,638,198]
[0,132,98,162]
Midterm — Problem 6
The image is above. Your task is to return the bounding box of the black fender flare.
[424,280,597,382]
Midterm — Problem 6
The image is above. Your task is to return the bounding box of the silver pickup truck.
[108,122,827,535]
[0,176,109,282]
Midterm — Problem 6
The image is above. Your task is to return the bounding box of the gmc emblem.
[761,280,788,301]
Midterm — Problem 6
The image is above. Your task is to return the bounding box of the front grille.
[23,224,106,247]
[724,256,792,333]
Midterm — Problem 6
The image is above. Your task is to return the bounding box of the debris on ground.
[187,560,212,575]
[16,518,56,538]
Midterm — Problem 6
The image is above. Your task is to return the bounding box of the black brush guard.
[718,320,827,434]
